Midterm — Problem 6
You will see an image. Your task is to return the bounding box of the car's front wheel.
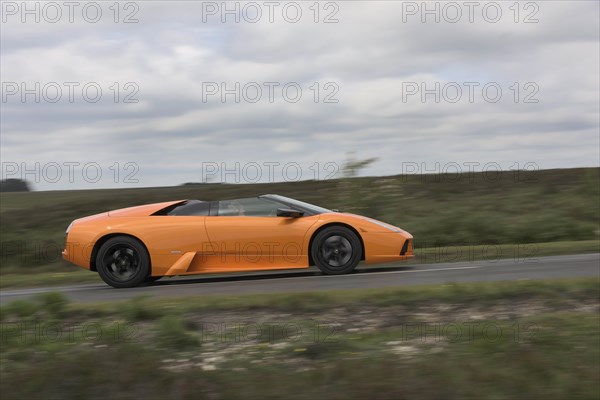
[96,236,150,288]
[311,226,362,275]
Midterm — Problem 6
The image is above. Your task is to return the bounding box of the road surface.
[1,253,598,305]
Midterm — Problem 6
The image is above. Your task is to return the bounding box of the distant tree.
[341,152,379,178]
[337,153,379,213]
[180,182,222,186]
[0,179,30,192]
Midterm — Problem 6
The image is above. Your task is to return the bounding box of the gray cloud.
[1,0,598,190]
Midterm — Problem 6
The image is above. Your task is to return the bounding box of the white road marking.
[346,265,482,276]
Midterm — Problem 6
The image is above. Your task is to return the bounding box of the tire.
[96,236,150,288]
[311,226,362,275]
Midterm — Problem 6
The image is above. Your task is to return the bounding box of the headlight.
[371,220,403,232]
[363,217,404,233]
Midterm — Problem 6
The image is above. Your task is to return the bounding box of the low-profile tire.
[96,236,150,288]
[311,226,362,275]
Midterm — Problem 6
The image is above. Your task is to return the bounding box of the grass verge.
[0,278,598,399]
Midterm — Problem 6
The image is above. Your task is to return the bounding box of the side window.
[166,201,210,216]
[217,198,280,216]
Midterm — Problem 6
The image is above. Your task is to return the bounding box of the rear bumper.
[62,241,92,270]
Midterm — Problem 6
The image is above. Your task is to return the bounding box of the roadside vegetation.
[1,278,598,399]
[1,167,598,278]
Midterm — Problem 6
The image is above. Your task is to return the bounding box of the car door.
[137,201,212,276]
[202,198,319,272]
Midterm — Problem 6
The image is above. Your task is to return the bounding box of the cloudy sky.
[1,0,599,190]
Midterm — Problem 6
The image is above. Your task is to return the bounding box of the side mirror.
[277,208,304,218]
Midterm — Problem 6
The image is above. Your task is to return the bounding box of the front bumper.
[363,232,414,264]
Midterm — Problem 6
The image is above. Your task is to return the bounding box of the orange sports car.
[63,194,414,288]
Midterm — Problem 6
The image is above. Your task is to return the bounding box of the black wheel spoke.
[96,236,151,288]
[319,235,353,269]
[102,244,141,282]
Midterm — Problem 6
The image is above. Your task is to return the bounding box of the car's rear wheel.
[311,226,362,275]
[96,236,150,288]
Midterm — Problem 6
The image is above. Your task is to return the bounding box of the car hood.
[107,200,186,217]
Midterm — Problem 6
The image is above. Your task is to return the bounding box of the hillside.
[1,168,598,274]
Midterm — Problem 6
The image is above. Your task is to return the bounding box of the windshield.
[260,194,332,215]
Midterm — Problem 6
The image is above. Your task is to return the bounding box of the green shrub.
[121,296,162,321]
[34,292,68,319]
[5,300,38,318]
[155,315,198,350]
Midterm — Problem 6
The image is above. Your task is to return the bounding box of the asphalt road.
[1,253,598,305]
